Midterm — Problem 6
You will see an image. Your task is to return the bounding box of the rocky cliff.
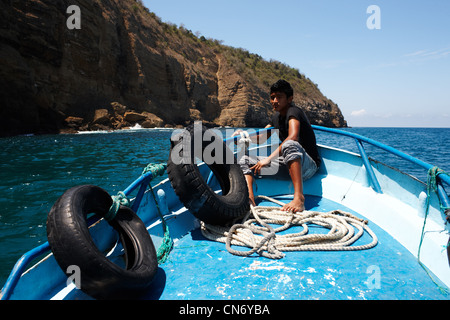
[0,0,347,137]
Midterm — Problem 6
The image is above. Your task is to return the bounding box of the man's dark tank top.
[270,105,321,166]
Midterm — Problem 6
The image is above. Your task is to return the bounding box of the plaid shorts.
[239,140,318,180]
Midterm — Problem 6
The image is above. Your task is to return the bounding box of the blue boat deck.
[3,127,449,301]
[137,195,448,300]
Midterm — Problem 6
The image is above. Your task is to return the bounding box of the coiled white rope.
[201,195,378,259]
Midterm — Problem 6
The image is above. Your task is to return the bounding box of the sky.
[142,0,450,127]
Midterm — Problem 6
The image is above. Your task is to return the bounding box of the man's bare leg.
[282,159,305,212]
[244,174,256,207]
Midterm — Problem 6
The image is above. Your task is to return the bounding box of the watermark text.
[366,5,381,30]
[66,5,81,30]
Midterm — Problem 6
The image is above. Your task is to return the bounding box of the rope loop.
[237,130,252,152]
[417,166,450,294]
[202,195,378,259]
[103,162,172,262]
[105,191,130,222]
[142,162,167,178]
[426,166,450,214]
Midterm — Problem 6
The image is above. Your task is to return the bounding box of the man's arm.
[284,116,300,143]
[250,118,300,175]
[273,117,300,158]
[255,124,274,144]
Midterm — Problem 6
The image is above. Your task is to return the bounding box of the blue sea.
[1,126,449,287]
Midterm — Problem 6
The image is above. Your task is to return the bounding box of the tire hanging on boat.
[46,185,158,300]
[447,237,450,267]
[167,123,249,226]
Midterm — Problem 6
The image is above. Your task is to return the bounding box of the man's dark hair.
[270,80,294,98]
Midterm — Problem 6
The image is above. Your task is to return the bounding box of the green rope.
[105,191,130,222]
[142,162,167,177]
[142,162,173,264]
[148,183,174,264]
[417,166,450,295]
[105,162,173,264]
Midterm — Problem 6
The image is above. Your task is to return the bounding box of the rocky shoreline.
[62,102,164,133]
[60,101,219,134]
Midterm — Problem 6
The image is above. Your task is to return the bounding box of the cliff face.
[0,0,347,136]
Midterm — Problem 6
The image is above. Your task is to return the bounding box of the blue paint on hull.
[142,196,448,300]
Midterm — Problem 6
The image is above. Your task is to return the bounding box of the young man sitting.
[233,80,321,212]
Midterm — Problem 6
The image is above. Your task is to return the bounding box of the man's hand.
[250,157,271,175]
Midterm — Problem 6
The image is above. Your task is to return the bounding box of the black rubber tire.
[447,236,450,267]
[167,124,249,225]
[46,185,158,300]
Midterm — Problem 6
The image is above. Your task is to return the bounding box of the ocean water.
[0,126,449,287]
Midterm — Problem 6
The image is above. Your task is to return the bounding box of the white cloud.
[367,47,450,71]
[350,109,367,117]
[404,50,429,57]
[403,48,450,61]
